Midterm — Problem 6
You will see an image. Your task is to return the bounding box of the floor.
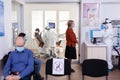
[1,52,120,80]
[40,63,120,80]
[1,60,120,80]
[32,46,79,63]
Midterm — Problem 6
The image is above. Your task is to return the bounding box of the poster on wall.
[0,0,4,36]
[83,3,100,27]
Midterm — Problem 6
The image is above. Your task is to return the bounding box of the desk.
[84,42,107,60]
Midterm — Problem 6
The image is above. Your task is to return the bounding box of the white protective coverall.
[42,28,56,56]
[102,23,113,69]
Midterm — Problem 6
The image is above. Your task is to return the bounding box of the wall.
[0,0,25,60]
[80,0,120,63]
[12,0,25,32]
[0,0,12,60]
[80,0,101,63]
[24,3,79,49]
[101,0,120,3]
[101,3,120,20]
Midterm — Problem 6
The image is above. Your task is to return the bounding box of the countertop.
[84,42,107,47]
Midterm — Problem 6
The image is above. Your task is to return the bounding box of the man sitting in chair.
[3,37,34,80]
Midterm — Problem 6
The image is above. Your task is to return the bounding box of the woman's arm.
[69,30,77,43]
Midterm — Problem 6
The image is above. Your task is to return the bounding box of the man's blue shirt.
[3,48,34,78]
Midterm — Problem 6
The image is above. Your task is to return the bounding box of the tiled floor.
[40,63,120,80]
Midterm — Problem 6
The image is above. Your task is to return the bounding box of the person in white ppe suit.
[42,26,57,57]
[101,18,113,71]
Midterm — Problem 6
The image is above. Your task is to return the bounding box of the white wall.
[0,0,12,60]
[0,0,25,60]
[101,3,120,21]
[80,0,120,63]
[80,0,101,63]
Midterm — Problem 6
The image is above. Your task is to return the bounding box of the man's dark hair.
[18,33,26,37]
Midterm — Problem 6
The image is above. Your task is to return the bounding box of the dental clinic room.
[0,0,120,80]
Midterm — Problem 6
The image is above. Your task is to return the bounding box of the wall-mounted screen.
[0,0,4,36]
[49,22,55,29]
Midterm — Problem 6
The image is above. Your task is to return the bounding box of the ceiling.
[25,0,120,3]
[25,0,81,3]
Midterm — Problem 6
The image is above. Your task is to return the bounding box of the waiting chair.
[82,59,108,80]
[46,58,71,80]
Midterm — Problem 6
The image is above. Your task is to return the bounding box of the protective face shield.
[105,18,111,23]
[106,20,109,23]
[16,46,25,52]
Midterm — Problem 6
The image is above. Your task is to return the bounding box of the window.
[59,11,70,34]
[32,11,43,38]
[31,10,70,37]
[45,11,57,27]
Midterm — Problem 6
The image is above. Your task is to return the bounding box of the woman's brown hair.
[67,20,74,28]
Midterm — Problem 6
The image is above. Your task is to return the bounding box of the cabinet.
[84,43,107,60]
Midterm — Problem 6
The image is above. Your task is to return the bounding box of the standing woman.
[65,20,78,72]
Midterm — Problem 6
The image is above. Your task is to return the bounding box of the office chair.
[82,59,108,80]
[46,58,71,80]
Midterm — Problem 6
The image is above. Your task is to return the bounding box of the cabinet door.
[87,46,106,60]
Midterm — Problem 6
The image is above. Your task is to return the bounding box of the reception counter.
[84,42,107,60]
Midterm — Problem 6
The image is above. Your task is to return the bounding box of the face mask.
[16,46,25,52]
[35,31,39,33]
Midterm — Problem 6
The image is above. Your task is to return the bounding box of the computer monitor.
[49,22,55,29]
[90,29,102,38]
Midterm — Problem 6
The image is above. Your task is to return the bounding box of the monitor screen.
[90,30,102,38]
[93,30,102,38]
[49,22,55,29]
